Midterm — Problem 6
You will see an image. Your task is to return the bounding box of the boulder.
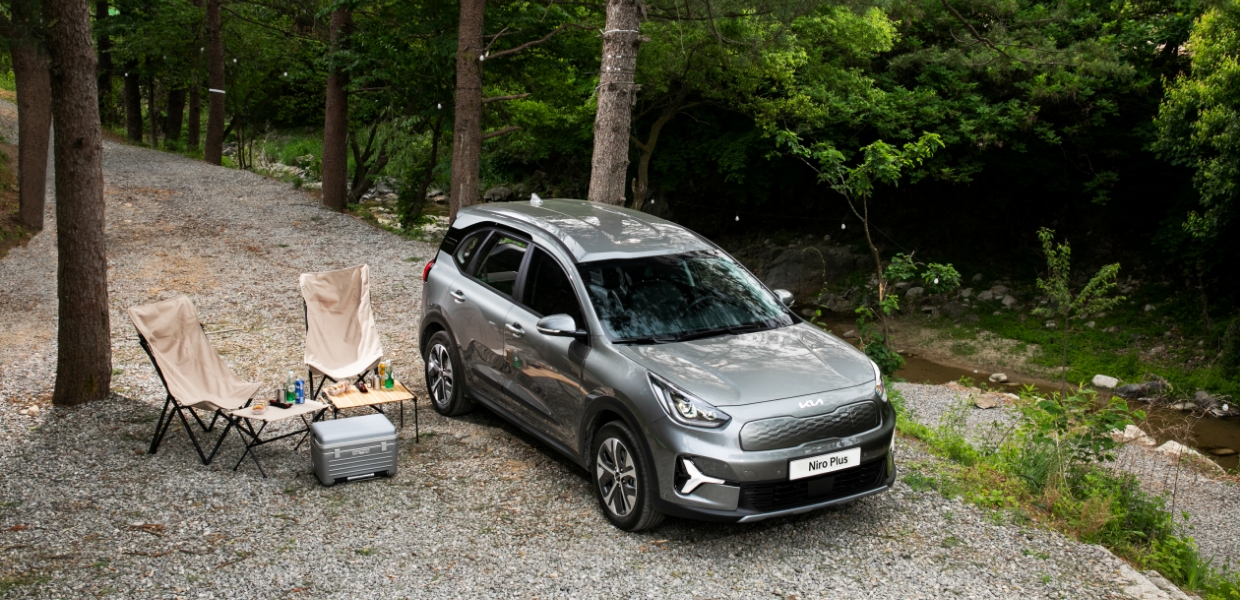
[959,288,973,299]
[990,285,1009,296]
[974,395,1001,409]
[1091,374,1119,389]
[483,186,515,202]
[989,373,1008,383]
[1209,448,1237,457]
[971,273,984,282]
[1170,403,1196,411]
[1155,440,1204,459]
[842,329,857,339]
[1085,321,1096,329]
[941,301,965,318]
[1143,304,1156,313]
[1193,390,1219,411]
[905,287,925,302]
[27,405,39,417]
[1110,424,1157,447]
[1001,295,1018,309]
[894,281,911,291]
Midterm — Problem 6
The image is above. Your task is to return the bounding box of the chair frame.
[138,328,250,465]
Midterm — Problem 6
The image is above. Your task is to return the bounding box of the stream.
[812,318,1240,473]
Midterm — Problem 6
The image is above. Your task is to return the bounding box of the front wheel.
[591,421,664,531]
[424,330,474,416]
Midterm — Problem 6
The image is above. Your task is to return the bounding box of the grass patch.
[890,385,1240,599]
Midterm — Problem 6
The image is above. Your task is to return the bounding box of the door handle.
[449,289,466,303]
[505,322,525,337]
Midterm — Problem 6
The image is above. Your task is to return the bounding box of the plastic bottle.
[286,371,296,404]
[385,363,394,389]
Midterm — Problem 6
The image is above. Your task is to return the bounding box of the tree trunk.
[187,84,201,150]
[203,0,224,164]
[448,0,484,221]
[147,74,158,146]
[45,0,112,407]
[164,86,185,146]
[630,89,685,213]
[95,0,116,126]
[587,0,644,206]
[321,8,352,211]
[123,60,141,141]
[8,0,53,232]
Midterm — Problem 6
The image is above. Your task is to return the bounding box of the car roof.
[456,199,715,263]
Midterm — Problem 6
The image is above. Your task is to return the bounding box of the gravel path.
[0,104,1171,598]
[895,382,1240,573]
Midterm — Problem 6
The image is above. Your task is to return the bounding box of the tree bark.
[448,0,484,221]
[8,0,53,232]
[95,0,116,126]
[187,83,201,149]
[147,73,158,146]
[587,0,644,206]
[321,8,352,211]
[164,85,185,146]
[203,0,224,164]
[123,60,142,141]
[45,0,112,407]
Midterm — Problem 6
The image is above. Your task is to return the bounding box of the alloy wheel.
[426,343,454,408]
[595,436,639,517]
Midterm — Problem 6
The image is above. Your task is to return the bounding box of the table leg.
[234,420,269,478]
[414,395,419,443]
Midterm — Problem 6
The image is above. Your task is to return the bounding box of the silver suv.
[419,199,895,531]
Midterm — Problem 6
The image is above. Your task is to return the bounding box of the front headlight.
[648,372,731,428]
[872,360,887,403]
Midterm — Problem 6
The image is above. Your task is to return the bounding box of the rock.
[1208,403,1238,418]
[894,281,911,291]
[1091,374,1119,389]
[1114,383,1145,398]
[977,290,995,302]
[1209,448,1237,457]
[483,186,515,202]
[799,307,817,318]
[1104,326,1120,333]
[1045,320,1057,329]
[1193,390,1220,411]
[971,273,984,282]
[27,405,39,417]
[974,395,1001,409]
[989,373,1008,383]
[1143,304,1156,313]
[905,287,925,302]
[1110,424,1157,447]
[992,311,1002,316]
[1001,295,1018,309]
[941,301,965,318]
[842,329,857,339]
[959,288,973,299]
[990,285,1009,296]
[1155,440,1204,459]
[1171,403,1196,411]
[19,408,28,416]
[1085,321,1095,329]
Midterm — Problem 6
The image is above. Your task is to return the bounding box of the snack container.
[310,414,397,486]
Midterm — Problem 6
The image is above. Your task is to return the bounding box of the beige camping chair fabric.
[129,295,262,411]
[300,264,383,381]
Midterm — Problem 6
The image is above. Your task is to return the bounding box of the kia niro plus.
[419,198,895,531]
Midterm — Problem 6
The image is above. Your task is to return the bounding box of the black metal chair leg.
[205,415,239,465]
[174,405,211,465]
[149,396,175,454]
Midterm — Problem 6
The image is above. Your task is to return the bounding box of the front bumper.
[646,389,897,524]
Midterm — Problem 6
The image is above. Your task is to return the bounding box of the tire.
[424,330,474,416]
[591,421,664,531]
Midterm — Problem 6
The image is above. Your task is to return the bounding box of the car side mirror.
[774,289,794,307]
[536,314,587,339]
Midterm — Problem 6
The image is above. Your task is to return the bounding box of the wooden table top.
[325,381,414,409]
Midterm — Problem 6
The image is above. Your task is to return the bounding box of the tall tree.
[164,85,185,146]
[448,0,484,221]
[95,0,116,126]
[8,0,53,231]
[203,0,224,164]
[587,0,644,206]
[44,0,112,406]
[321,7,351,211]
[123,60,141,141]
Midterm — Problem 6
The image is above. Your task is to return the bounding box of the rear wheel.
[424,330,474,416]
[591,421,664,531]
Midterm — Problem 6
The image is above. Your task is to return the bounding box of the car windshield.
[579,250,794,343]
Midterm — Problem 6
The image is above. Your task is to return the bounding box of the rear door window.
[474,233,529,298]
[454,231,488,271]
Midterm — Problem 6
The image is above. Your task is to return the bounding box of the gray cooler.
[310,414,398,486]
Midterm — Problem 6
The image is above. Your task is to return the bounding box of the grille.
[739,401,879,451]
[740,458,885,512]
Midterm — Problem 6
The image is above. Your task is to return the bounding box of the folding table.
[322,381,419,441]
[229,400,328,477]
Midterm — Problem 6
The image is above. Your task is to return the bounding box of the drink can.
[295,379,305,404]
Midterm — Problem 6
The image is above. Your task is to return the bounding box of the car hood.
[615,323,874,406]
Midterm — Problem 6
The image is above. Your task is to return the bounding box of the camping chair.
[129,296,262,465]
[300,265,384,405]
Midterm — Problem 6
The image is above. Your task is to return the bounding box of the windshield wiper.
[613,335,679,345]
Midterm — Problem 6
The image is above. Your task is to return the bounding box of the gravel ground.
[0,103,1172,598]
[895,382,1240,573]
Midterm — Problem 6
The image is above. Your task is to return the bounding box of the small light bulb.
[283,72,288,76]
[735,215,739,222]
[934,278,940,284]
[841,223,846,229]
[437,103,442,109]
[233,58,237,63]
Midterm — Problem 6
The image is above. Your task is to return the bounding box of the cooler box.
[310,414,398,486]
